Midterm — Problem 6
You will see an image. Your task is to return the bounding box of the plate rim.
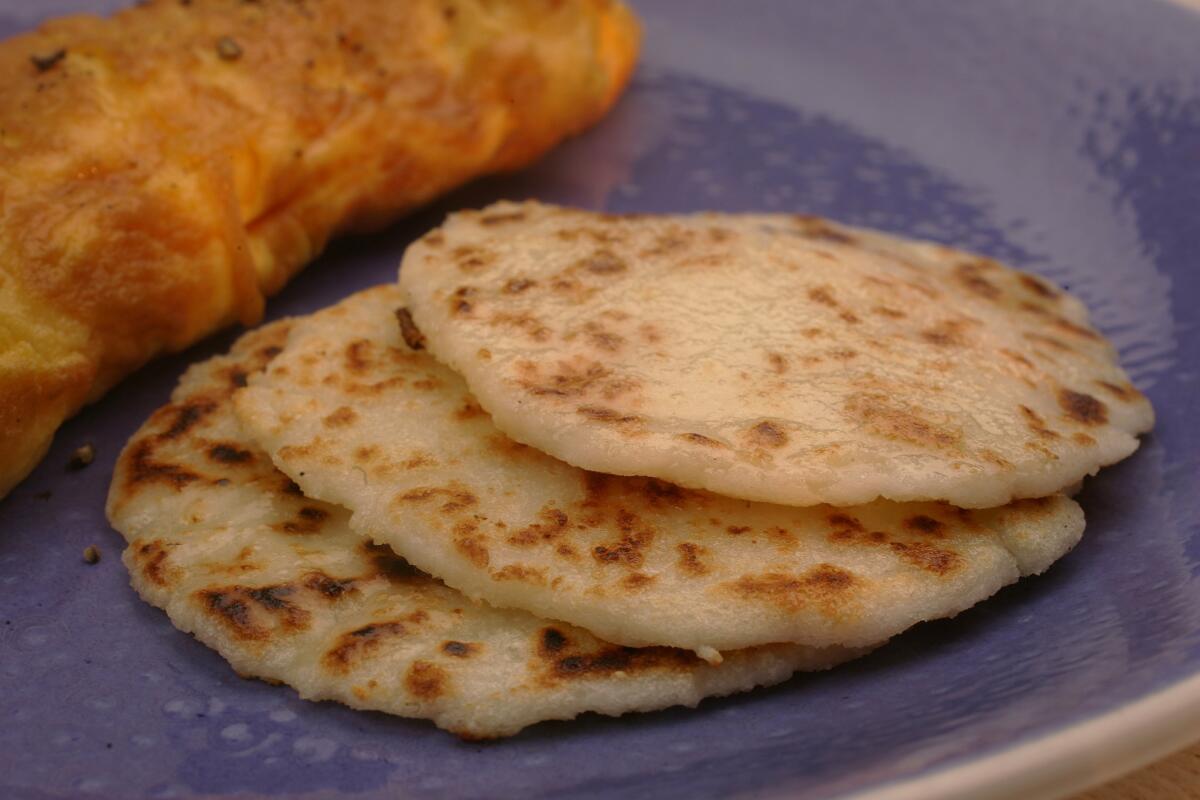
[841,672,1200,800]
[3,3,1198,798]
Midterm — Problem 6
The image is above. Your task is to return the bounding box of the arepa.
[234,286,1086,655]
[397,201,1154,508]
[106,320,867,739]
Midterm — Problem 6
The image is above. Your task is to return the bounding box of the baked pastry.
[105,318,865,739]
[397,202,1153,508]
[234,285,1086,655]
[0,0,638,498]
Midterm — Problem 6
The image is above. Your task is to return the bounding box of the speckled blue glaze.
[1,2,1198,798]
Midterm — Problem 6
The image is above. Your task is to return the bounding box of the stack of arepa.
[106,201,1154,738]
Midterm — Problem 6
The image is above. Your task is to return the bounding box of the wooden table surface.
[1068,4,1199,796]
[1080,743,1200,800]
[1076,743,1200,799]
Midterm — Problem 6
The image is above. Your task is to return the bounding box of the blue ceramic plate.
[2,2,1198,798]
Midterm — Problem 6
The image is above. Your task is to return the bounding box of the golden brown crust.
[0,0,640,498]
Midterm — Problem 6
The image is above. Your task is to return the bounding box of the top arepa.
[398,202,1154,508]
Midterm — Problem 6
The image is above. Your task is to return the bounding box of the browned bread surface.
[0,0,639,498]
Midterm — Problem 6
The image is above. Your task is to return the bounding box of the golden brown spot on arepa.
[198,583,312,642]
[132,539,177,587]
[274,505,330,535]
[449,286,477,315]
[1058,389,1108,426]
[536,639,699,686]
[592,511,654,568]
[1019,405,1061,440]
[322,406,358,428]
[920,320,970,347]
[676,432,726,448]
[440,640,479,658]
[792,215,857,244]
[726,564,858,613]
[479,210,527,226]
[301,571,357,601]
[489,311,551,342]
[404,661,449,700]
[765,351,789,374]
[1018,274,1058,298]
[576,405,644,427]
[889,541,963,576]
[359,542,424,583]
[747,420,788,448]
[343,340,375,374]
[538,627,570,657]
[492,564,547,585]
[955,261,1002,300]
[844,393,961,450]
[903,515,945,537]
[1095,380,1143,403]
[206,443,255,465]
[1052,316,1101,341]
[454,533,490,568]
[393,485,477,513]
[503,277,537,294]
[579,249,628,275]
[621,572,657,590]
[454,400,486,421]
[452,246,495,273]
[676,542,709,576]
[1024,332,1075,353]
[827,513,864,532]
[507,506,570,546]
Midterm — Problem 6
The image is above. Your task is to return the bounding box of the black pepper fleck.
[30,49,66,72]
[67,442,95,471]
[395,307,426,351]
[216,36,243,61]
[83,545,101,565]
